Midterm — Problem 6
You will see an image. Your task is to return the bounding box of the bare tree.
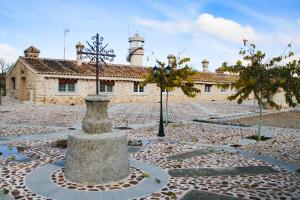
[0,58,9,105]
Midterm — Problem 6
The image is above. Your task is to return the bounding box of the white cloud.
[0,30,6,36]
[195,13,258,43]
[0,43,20,64]
[133,13,300,71]
[133,13,259,43]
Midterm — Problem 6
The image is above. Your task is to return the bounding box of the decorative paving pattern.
[168,166,279,177]
[1,97,299,200]
[242,133,300,166]
[127,123,255,146]
[51,167,145,191]
[167,149,216,160]
[181,189,239,200]
[25,159,169,200]
[164,173,300,200]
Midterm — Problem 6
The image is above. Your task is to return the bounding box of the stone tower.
[202,59,209,73]
[127,34,144,66]
[75,42,84,66]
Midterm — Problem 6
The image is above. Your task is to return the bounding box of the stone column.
[65,95,130,184]
[82,95,112,134]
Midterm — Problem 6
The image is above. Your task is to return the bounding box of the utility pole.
[64,28,70,60]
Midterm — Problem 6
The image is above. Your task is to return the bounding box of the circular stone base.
[65,131,130,184]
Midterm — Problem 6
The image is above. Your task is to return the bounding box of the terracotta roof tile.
[20,57,237,82]
[193,72,238,83]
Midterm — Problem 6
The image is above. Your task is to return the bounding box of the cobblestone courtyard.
[0,97,299,200]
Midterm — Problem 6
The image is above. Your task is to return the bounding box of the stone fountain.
[65,95,129,184]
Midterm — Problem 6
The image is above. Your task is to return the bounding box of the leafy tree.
[142,57,200,124]
[218,41,300,140]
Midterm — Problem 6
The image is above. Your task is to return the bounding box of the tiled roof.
[19,57,238,82]
[193,72,238,83]
[20,57,151,78]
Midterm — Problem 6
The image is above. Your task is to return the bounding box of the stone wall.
[6,61,37,101]
[5,61,240,105]
[32,76,236,105]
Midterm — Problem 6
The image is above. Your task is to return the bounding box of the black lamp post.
[153,64,172,137]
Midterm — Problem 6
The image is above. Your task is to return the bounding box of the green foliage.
[218,41,300,139]
[142,57,200,97]
[154,178,161,183]
[246,135,272,141]
[141,172,150,178]
[218,41,300,108]
[166,191,177,198]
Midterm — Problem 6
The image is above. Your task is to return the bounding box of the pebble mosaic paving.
[0,97,299,199]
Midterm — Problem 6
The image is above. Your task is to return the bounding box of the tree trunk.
[165,91,169,125]
[0,76,2,105]
[257,93,263,141]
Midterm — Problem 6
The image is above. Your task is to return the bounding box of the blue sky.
[0,0,300,71]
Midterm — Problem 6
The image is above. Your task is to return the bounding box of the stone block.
[65,131,130,184]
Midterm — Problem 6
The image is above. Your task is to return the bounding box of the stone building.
[6,34,239,105]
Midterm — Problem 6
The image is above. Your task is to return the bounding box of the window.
[11,77,16,90]
[100,80,115,93]
[204,84,212,93]
[221,88,227,93]
[58,79,77,92]
[133,82,144,93]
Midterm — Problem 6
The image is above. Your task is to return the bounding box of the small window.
[99,81,115,93]
[67,83,75,92]
[59,79,77,92]
[11,77,16,90]
[100,84,106,92]
[133,82,144,93]
[59,83,66,92]
[205,84,212,93]
[221,88,227,93]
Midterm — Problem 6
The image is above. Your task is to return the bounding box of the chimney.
[202,59,209,73]
[127,34,144,66]
[167,54,176,67]
[24,46,40,58]
[75,42,84,66]
[215,67,224,74]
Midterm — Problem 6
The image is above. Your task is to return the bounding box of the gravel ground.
[229,111,300,129]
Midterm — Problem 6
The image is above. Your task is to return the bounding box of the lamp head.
[165,65,172,77]
[153,65,159,78]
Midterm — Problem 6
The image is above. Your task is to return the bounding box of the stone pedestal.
[82,95,112,134]
[65,95,129,184]
[65,131,129,184]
